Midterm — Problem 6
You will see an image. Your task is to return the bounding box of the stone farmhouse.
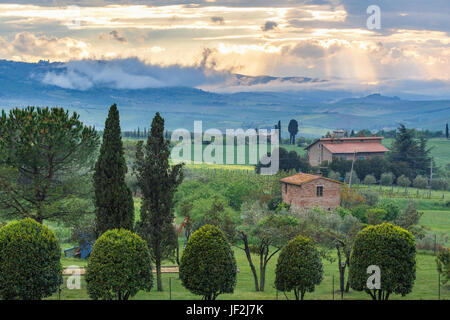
[280,173,343,210]
[304,136,389,166]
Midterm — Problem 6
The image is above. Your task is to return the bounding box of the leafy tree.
[0,107,99,223]
[94,104,134,235]
[345,171,360,185]
[395,201,424,239]
[236,201,298,291]
[363,174,376,185]
[436,247,450,289]
[0,218,62,300]
[86,229,153,300]
[380,172,394,187]
[179,225,237,300]
[134,112,184,291]
[430,178,449,191]
[328,170,341,181]
[413,175,428,189]
[255,147,310,174]
[274,236,323,300]
[349,223,416,300]
[397,174,411,193]
[288,119,299,145]
[389,124,431,178]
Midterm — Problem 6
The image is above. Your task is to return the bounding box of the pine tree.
[135,112,184,291]
[94,104,134,235]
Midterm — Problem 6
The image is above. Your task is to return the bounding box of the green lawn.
[50,248,448,300]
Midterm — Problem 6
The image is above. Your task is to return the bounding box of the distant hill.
[0,59,449,136]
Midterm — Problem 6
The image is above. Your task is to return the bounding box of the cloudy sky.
[0,0,449,95]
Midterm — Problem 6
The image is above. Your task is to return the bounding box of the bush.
[180,225,237,300]
[366,208,387,225]
[359,189,379,206]
[268,196,282,211]
[349,223,416,300]
[274,236,323,300]
[436,248,450,289]
[377,199,401,222]
[350,205,370,223]
[86,229,153,300]
[0,218,62,300]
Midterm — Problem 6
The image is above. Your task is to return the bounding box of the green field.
[50,247,448,300]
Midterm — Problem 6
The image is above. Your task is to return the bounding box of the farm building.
[280,173,343,210]
[304,136,389,166]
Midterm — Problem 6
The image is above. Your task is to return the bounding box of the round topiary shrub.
[349,222,416,300]
[275,235,323,300]
[179,224,237,300]
[0,218,62,300]
[86,229,153,300]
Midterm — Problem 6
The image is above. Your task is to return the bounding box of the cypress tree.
[94,104,134,235]
[135,112,184,291]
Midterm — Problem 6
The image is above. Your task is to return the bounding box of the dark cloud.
[261,21,278,31]
[109,30,127,43]
[210,16,225,25]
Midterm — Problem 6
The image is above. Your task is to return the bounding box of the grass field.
[49,246,448,300]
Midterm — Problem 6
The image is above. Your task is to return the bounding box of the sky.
[0,0,449,96]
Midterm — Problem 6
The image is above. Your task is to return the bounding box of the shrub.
[86,229,153,300]
[366,208,387,225]
[349,223,416,300]
[268,196,282,211]
[359,189,379,206]
[350,205,369,223]
[341,186,365,208]
[274,236,323,300]
[0,218,62,300]
[377,199,401,222]
[180,225,237,300]
[436,248,450,289]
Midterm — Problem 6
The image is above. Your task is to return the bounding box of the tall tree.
[389,124,430,177]
[288,119,299,145]
[0,107,99,223]
[135,112,184,291]
[446,123,449,140]
[94,104,134,235]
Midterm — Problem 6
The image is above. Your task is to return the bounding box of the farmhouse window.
[316,186,323,197]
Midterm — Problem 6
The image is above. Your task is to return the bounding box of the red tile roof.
[322,142,389,154]
[280,173,342,186]
[304,136,383,150]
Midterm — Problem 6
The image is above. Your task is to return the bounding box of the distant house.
[281,173,342,210]
[304,136,389,166]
